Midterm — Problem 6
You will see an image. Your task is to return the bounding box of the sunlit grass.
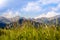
[0,23,60,40]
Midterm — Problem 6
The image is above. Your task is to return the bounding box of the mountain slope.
[0,15,60,28]
[35,15,60,25]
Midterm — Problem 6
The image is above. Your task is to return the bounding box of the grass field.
[0,23,60,40]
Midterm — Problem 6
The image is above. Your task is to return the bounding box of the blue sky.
[0,0,60,18]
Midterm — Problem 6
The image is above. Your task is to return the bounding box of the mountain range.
[0,15,60,28]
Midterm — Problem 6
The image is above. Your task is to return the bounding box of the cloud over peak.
[0,0,60,18]
[35,11,60,19]
[2,10,20,18]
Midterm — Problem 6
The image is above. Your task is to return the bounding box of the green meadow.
[0,22,60,40]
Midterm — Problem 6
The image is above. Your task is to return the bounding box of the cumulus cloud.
[35,11,60,19]
[0,0,60,18]
[21,2,41,12]
[34,0,60,19]
[52,4,60,11]
[38,0,60,5]
[2,10,21,18]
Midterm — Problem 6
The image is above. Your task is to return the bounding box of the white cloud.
[35,11,60,19]
[38,0,60,5]
[52,4,60,11]
[2,10,21,18]
[35,0,60,19]
[21,2,41,12]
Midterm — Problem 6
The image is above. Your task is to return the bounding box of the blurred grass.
[0,23,60,40]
